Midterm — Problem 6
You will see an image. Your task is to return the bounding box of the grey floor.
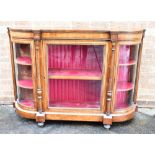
[0,105,155,134]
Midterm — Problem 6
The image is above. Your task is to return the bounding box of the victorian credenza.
[8,28,145,128]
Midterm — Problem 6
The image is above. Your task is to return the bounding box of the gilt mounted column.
[34,31,43,113]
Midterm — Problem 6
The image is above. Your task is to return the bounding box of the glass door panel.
[47,45,105,109]
[115,44,139,109]
[49,79,101,108]
[13,43,34,108]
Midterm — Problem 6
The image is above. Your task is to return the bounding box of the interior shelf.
[19,99,34,107]
[117,82,134,92]
[17,80,33,89]
[119,60,136,66]
[49,102,100,108]
[16,56,32,65]
[48,69,102,80]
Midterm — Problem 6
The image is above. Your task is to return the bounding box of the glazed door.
[112,42,141,112]
[42,40,110,113]
[12,40,37,110]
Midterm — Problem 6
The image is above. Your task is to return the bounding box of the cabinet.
[8,28,145,128]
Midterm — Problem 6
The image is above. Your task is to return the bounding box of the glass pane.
[47,45,104,108]
[13,43,34,108]
[49,79,101,108]
[115,45,139,109]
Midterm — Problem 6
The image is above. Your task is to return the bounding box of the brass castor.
[37,122,44,127]
[104,124,111,129]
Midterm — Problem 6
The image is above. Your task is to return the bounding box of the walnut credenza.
[8,28,145,128]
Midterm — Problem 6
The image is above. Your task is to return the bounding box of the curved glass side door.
[114,43,140,110]
[13,41,36,109]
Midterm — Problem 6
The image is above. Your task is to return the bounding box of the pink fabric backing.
[48,45,103,108]
[49,79,101,108]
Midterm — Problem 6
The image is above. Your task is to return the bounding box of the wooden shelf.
[20,99,34,107]
[48,69,102,80]
[117,82,134,92]
[49,102,100,108]
[17,80,33,89]
[119,60,136,66]
[15,56,32,65]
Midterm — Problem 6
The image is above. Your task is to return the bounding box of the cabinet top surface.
[8,27,145,42]
[8,27,145,33]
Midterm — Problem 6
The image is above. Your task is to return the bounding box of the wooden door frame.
[9,38,37,110]
[41,39,110,114]
[111,40,142,114]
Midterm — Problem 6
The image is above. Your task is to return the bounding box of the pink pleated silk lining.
[48,45,103,108]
